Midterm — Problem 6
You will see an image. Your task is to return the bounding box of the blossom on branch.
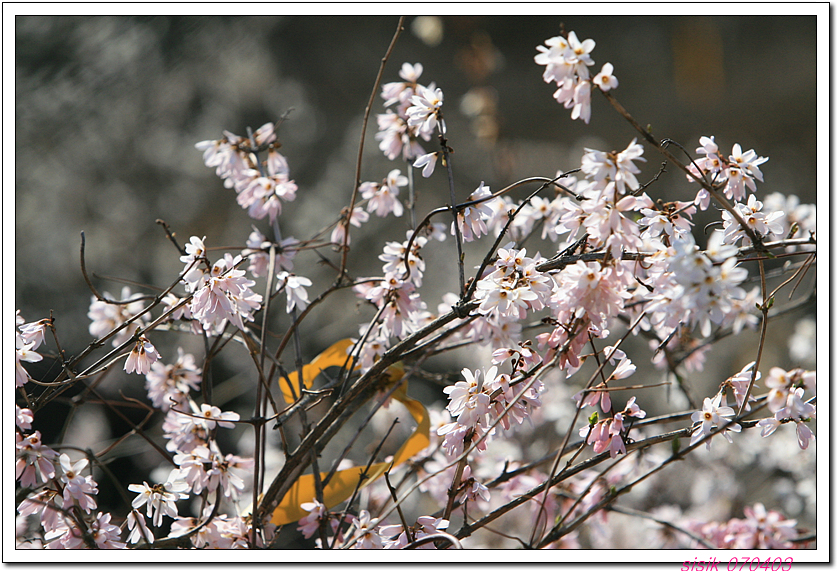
[189,253,262,332]
[276,271,313,313]
[536,31,606,124]
[690,393,741,450]
[128,475,189,528]
[124,335,161,375]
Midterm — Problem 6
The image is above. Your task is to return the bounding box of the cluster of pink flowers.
[579,396,647,458]
[686,503,802,549]
[762,191,817,249]
[351,228,441,369]
[144,347,202,410]
[474,243,553,322]
[758,367,816,449]
[721,193,785,247]
[535,31,618,123]
[168,506,275,549]
[15,434,121,549]
[643,231,753,338]
[690,392,742,451]
[15,311,47,387]
[178,236,263,331]
[128,351,251,545]
[196,122,298,223]
[375,62,445,177]
[437,364,544,479]
[689,137,769,205]
[359,169,408,219]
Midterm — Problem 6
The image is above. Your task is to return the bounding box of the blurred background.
[15,16,817,545]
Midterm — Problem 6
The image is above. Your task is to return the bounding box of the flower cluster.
[758,367,816,449]
[437,365,543,460]
[179,237,263,332]
[168,506,275,549]
[242,227,297,276]
[573,347,636,413]
[721,193,785,247]
[535,31,617,123]
[15,445,120,549]
[196,122,298,223]
[686,503,801,549]
[474,242,553,322]
[144,347,202,411]
[16,431,59,489]
[15,311,47,387]
[123,334,161,375]
[454,182,501,242]
[688,137,769,206]
[643,231,753,338]
[762,191,817,250]
[579,396,646,458]
[359,169,408,218]
[375,62,443,176]
[351,229,437,369]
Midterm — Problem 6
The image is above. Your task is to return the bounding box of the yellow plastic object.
[279,338,357,405]
[270,340,429,526]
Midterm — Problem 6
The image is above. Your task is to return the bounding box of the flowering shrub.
[15,17,818,557]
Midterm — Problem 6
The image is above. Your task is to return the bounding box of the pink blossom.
[362,169,407,217]
[126,510,154,545]
[593,62,618,91]
[145,347,201,411]
[16,405,34,430]
[173,445,211,494]
[128,475,189,527]
[190,253,262,331]
[407,84,444,138]
[194,403,240,429]
[458,465,491,504]
[58,454,98,513]
[412,151,438,177]
[297,500,328,539]
[690,393,741,450]
[276,271,313,313]
[16,431,58,488]
[90,512,126,549]
[205,453,252,499]
[17,489,63,535]
[124,335,161,375]
[348,510,384,549]
[15,340,42,387]
[330,207,368,246]
[453,182,493,242]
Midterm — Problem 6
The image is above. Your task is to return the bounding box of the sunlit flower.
[593,62,618,91]
[690,393,741,450]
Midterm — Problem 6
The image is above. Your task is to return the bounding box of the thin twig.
[384,471,414,543]
[339,16,405,280]
[737,259,769,416]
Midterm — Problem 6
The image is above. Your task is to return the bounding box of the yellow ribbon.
[271,339,430,525]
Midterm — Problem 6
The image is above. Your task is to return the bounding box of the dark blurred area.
[15,16,817,532]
